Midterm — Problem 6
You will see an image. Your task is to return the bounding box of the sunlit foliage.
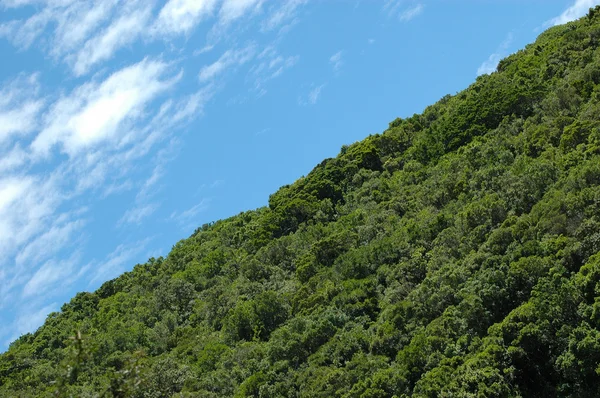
[4,8,600,397]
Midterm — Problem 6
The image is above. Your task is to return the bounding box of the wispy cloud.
[72,5,153,76]
[218,0,265,25]
[206,0,267,43]
[547,0,600,26]
[0,9,52,49]
[16,216,86,269]
[199,44,257,83]
[89,240,150,286]
[194,179,225,195]
[308,84,325,104]
[169,199,210,231]
[384,1,424,22]
[0,0,310,351]
[6,302,58,345]
[50,1,118,57]
[0,57,207,349]
[0,145,28,173]
[22,253,82,298]
[32,59,179,156]
[118,136,192,228]
[0,175,62,276]
[477,32,513,76]
[299,83,326,106]
[0,170,87,320]
[262,0,308,31]
[154,0,218,35]
[0,0,144,75]
[0,99,43,141]
[0,0,214,76]
[248,45,299,94]
[477,55,500,76]
[399,3,424,21]
[330,50,344,72]
[1,0,305,79]
[254,127,270,137]
[118,203,159,226]
[0,74,44,145]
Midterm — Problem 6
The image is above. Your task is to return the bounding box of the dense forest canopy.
[4,7,600,397]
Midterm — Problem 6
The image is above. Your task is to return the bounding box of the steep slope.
[4,7,600,397]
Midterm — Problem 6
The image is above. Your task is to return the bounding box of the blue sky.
[0,0,597,350]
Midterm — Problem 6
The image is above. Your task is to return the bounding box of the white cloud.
[10,302,58,342]
[0,85,204,333]
[0,101,44,142]
[547,0,600,26]
[174,199,209,221]
[0,0,159,76]
[0,53,206,328]
[72,6,153,76]
[384,1,424,22]
[32,59,178,156]
[330,50,343,72]
[0,74,44,144]
[1,0,48,7]
[194,44,215,56]
[16,217,85,269]
[0,0,152,75]
[272,55,298,76]
[0,9,53,49]
[0,145,28,173]
[118,203,158,226]
[117,88,213,228]
[308,84,324,104]
[218,0,264,25]
[0,299,65,349]
[0,0,119,59]
[477,54,502,76]
[0,0,312,351]
[1,0,305,78]
[210,179,224,188]
[0,170,74,312]
[399,3,424,21]
[299,83,325,106]
[155,0,218,35]
[0,176,61,267]
[262,0,307,31]
[89,240,149,286]
[199,44,257,82]
[22,254,80,298]
[248,46,299,93]
[51,0,118,56]
[477,33,513,76]
[169,199,210,230]
[172,87,215,122]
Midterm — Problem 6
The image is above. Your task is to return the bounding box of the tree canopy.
[4,7,600,397]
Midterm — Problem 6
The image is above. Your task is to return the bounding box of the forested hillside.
[4,7,600,397]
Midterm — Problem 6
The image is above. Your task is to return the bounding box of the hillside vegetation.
[4,8,600,397]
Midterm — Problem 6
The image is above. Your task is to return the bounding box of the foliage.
[4,8,600,397]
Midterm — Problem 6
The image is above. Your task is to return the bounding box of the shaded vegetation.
[4,8,600,397]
